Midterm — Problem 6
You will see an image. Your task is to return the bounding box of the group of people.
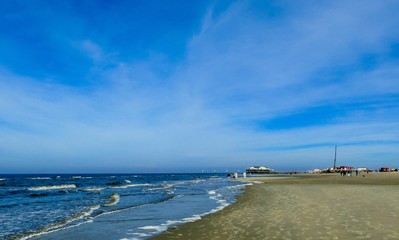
[226,172,246,179]
[340,170,368,177]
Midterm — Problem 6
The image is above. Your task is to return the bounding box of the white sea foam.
[82,205,101,217]
[190,179,208,186]
[248,181,263,184]
[182,215,202,222]
[209,193,229,210]
[27,177,52,180]
[209,193,222,201]
[164,184,174,188]
[0,178,5,181]
[226,183,252,189]
[148,184,174,191]
[20,204,100,240]
[125,181,246,240]
[164,219,185,227]
[130,232,150,237]
[103,193,120,207]
[138,225,167,232]
[124,180,132,183]
[206,199,230,214]
[136,214,203,238]
[97,207,126,216]
[120,237,145,240]
[83,187,105,191]
[208,190,216,195]
[135,194,235,238]
[206,184,246,215]
[111,183,150,189]
[22,177,246,240]
[209,176,222,180]
[72,176,92,179]
[28,184,77,191]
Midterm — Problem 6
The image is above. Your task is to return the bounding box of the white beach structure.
[357,167,368,172]
[245,166,274,174]
[309,168,321,174]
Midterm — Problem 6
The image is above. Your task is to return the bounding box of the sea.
[0,173,248,240]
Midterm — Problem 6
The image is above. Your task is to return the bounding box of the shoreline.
[151,172,399,239]
[19,174,244,240]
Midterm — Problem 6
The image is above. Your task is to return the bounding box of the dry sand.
[151,172,399,240]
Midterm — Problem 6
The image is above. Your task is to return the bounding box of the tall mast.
[333,145,337,169]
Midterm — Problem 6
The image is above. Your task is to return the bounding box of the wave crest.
[83,187,105,192]
[103,193,120,207]
[28,184,77,191]
[111,183,150,189]
[27,177,52,180]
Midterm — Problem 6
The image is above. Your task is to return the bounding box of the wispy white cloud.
[79,40,105,63]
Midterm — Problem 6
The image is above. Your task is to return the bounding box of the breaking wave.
[28,184,77,191]
[103,193,120,207]
[20,204,100,240]
[111,183,150,189]
[27,177,52,180]
[72,176,92,179]
[83,187,106,192]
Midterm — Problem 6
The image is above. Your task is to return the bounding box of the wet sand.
[151,172,399,239]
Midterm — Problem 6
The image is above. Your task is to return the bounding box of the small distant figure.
[233,172,238,180]
[356,170,359,176]
[243,172,247,178]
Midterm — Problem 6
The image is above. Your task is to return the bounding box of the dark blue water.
[0,174,248,240]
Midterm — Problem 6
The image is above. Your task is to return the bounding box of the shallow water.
[0,173,246,240]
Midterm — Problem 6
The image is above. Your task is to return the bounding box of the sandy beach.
[151,172,399,239]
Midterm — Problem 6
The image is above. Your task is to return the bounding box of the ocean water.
[0,173,248,240]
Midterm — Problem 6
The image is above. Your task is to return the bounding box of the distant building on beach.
[245,166,275,174]
[337,166,353,171]
[307,169,321,174]
[380,167,398,172]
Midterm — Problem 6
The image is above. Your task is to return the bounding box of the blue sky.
[1,0,399,173]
